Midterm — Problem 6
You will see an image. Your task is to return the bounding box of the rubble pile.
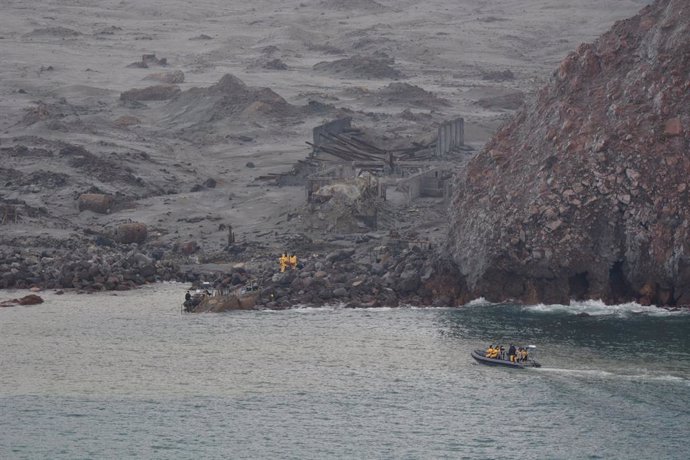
[195,242,463,310]
[0,240,180,291]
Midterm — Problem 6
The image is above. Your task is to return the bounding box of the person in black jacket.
[508,344,517,363]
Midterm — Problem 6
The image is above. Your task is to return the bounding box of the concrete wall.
[397,168,453,204]
[406,177,421,203]
[435,118,464,158]
[420,175,446,198]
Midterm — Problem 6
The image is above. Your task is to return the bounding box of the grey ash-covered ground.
[0,0,648,305]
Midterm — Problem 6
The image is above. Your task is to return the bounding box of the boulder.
[333,287,348,297]
[114,223,147,244]
[664,117,683,136]
[326,249,355,263]
[396,270,420,294]
[18,294,44,305]
[78,193,113,214]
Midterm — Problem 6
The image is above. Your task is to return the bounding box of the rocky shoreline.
[0,232,466,309]
[4,230,689,311]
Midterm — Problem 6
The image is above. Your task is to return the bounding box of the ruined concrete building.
[306,117,462,206]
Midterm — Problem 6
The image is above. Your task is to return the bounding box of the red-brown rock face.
[448,0,689,306]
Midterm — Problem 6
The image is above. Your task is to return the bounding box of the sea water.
[1,284,688,459]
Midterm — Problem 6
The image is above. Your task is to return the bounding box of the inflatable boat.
[471,348,541,369]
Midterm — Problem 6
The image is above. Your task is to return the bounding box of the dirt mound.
[24,27,81,38]
[0,145,52,158]
[475,92,525,111]
[20,100,85,126]
[120,85,180,102]
[374,83,450,108]
[263,59,288,70]
[21,170,69,189]
[126,54,168,69]
[0,168,68,191]
[318,0,386,11]
[313,55,404,80]
[144,70,185,84]
[481,69,515,81]
[165,74,298,125]
[59,144,140,186]
[448,0,690,306]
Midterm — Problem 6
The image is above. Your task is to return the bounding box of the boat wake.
[535,367,690,385]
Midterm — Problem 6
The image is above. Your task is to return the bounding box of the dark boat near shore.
[183,281,260,313]
[471,348,542,369]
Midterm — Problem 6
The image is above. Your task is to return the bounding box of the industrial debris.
[254,116,469,235]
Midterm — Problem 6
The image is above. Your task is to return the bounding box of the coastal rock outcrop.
[448,0,690,306]
[0,294,44,307]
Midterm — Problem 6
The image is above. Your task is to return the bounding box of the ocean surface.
[1,284,689,459]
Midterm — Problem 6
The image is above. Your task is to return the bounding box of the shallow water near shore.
[1,284,689,459]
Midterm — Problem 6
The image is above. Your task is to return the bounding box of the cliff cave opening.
[608,260,634,303]
[568,272,589,301]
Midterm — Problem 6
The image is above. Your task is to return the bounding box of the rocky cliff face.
[448,0,689,306]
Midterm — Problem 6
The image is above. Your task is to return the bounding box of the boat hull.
[471,349,541,368]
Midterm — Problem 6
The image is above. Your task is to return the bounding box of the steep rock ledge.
[448,0,690,306]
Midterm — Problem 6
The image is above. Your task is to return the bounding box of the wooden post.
[228,224,235,245]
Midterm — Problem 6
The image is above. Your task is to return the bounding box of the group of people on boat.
[485,344,529,363]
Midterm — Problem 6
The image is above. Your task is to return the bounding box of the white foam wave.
[464,297,495,307]
[398,303,453,310]
[524,299,687,317]
[293,304,340,312]
[536,367,690,385]
[292,303,399,312]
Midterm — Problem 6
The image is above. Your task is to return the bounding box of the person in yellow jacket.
[487,346,499,359]
[279,253,288,273]
[492,347,500,359]
[289,254,298,270]
[485,345,494,358]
